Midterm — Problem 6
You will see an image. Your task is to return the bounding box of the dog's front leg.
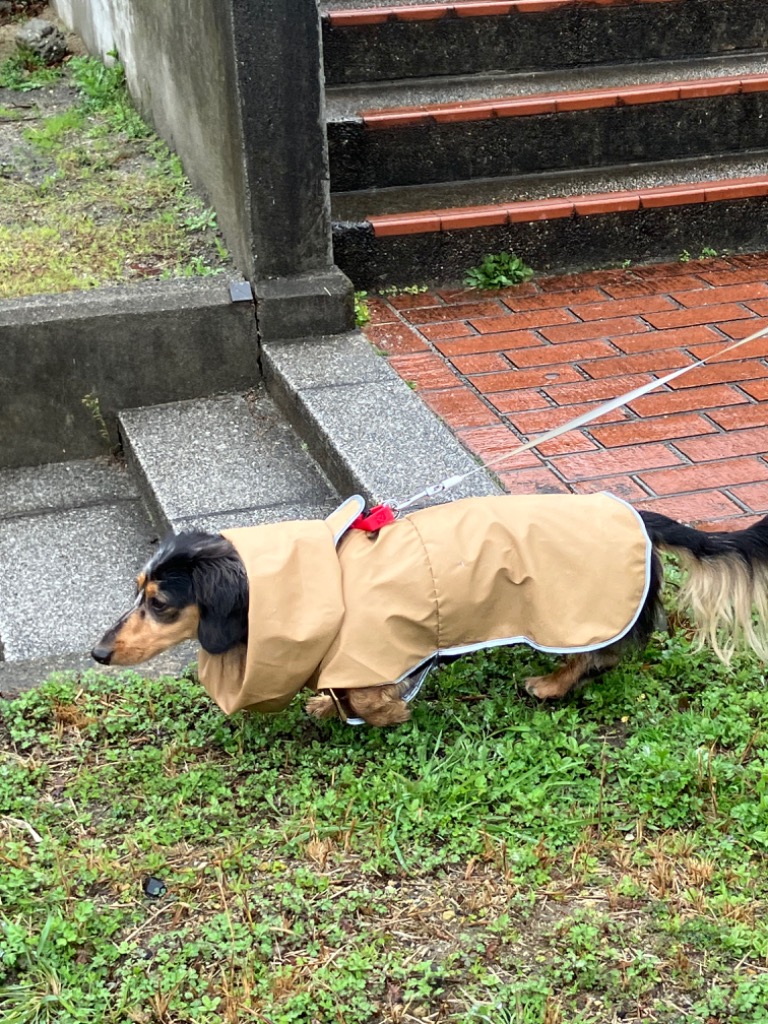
[347,683,411,727]
[306,684,411,726]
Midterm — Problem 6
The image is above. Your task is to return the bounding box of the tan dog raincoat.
[196,493,652,716]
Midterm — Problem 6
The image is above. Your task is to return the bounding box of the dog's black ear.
[190,544,249,655]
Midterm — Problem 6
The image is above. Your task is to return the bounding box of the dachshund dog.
[92,508,768,726]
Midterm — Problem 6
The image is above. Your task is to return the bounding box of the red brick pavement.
[364,254,768,529]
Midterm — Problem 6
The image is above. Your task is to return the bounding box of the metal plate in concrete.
[0,500,156,661]
[120,392,338,530]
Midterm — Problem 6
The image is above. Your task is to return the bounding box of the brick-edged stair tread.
[363,176,768,235]
[332,152,768,221]
[323,0,683,24]
[370,73,766,126]
[326,56,768,121]
[323,0,768,86]
[361,73,768,127]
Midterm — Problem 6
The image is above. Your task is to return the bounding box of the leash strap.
[393,320,768,513]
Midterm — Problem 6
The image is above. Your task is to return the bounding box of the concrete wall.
[0,278,259,468]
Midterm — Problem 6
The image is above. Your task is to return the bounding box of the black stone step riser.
[333,196,768,289]
[329,94,768,192]
[323,0,768,85]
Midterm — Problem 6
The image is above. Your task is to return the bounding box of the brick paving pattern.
[365,254,768,529]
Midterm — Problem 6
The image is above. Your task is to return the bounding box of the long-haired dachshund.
[92,507,768,726]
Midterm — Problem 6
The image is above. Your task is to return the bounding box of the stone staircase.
[323,0,768,288]
[0,331,499,694]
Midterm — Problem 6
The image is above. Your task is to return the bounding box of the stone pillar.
[230,0,353,340]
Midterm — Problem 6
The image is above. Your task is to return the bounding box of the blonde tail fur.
[641,510,768,664]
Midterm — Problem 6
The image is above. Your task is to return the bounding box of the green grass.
[355,290,371,327]
[2,634,768,1022]
[0,49,62,92]
[0,55,229,298]
[0,105,29,121]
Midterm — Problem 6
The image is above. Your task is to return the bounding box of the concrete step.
[261,329,501,505]
[120,343,499,532]
[119,390,341,534]
[325,54,768,121]
[0,458,158,671]
[328,64,768,191]
[331,159,768,288]
[322,0,768,85]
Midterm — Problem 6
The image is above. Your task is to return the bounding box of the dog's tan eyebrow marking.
[136,571,147,592]
[145,581,159,601]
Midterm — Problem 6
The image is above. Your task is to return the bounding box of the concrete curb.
[254,267,355,341]
[262,330,502,505]
[0,276,259,469]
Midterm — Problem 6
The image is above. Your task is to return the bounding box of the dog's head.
[91,531,248,666]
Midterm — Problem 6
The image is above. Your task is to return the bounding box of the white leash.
[393,319,768,513]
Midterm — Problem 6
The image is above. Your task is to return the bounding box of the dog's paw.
[524,675,567,700]
[305,694,338,720]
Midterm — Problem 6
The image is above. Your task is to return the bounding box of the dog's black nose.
[91,644,113,665]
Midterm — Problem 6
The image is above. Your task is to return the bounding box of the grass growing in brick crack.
[464,252,534,291]
[0,54,229,298]
[355,290,371,327]
[3,627,768,1023]
[679,247,723,264]
[379,284,429,298]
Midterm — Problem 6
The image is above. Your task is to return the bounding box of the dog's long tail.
[640,511,768,662]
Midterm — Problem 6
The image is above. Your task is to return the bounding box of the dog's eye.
[148,595,167,613]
